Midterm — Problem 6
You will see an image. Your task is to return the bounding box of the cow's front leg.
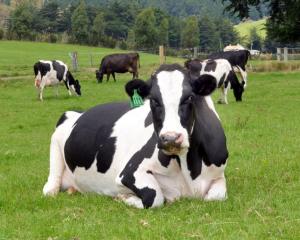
[112,72,116,82]
[117,171,165,208]
[204,176,227,201]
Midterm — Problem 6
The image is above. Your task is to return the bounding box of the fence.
[276,48,300,61]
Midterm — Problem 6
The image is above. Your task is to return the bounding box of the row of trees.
[2,0,240,52]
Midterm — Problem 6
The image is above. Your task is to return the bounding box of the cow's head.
[96,70,103,83]
[71,80,81,96]
[233,83,244,101]
[125,64,216,155]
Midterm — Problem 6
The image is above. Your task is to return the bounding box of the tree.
[198,15,219,52]
[168,16,181,48]
[90,12,105,45]
[71,0,89,44]
[222,0,300,43]
[181,16,199,48]
[34,1,59,34]
[134,8,158,49]
[216,18,240,49]
[249,27,262,50]
[104,0,137,40]
[158,18,169,46]
[9,2,37,40]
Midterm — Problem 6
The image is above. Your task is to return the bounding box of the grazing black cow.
[185,58,244,104]
[34,60,81,101]
[43,64,228,208]
[96,53,140,83]
[208,50,250,87]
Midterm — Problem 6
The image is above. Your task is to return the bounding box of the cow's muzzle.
[158,132,184,154]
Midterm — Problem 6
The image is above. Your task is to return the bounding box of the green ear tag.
[130,89,144,108]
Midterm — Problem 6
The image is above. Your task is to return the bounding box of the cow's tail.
[33,62,41,88]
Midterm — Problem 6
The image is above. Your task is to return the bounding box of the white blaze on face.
[156,70,190,148]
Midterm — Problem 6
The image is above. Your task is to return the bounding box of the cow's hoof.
[43,182,59,196]
[204,186,227,201]
[217,100,226,104]
[117,194,144,208]
[67,187,77,195]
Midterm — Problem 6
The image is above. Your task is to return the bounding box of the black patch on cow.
[204,61,217,72]
[208,50,250,70]
[64,102,130,173]
[187,96,228,179]
[158,150,180,168]
[218,73,226,88]
[119,133,158,208]
[33,61,51,78]
[144,111,152,127]
[56,113,67,128]
[52,60,66,81]
[56,111,83,128]
[149,78,165,135]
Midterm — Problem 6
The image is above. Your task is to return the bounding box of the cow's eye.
[182,95,194,105]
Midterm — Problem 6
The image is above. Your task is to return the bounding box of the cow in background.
[224,44,245,51]
[96,53,140,83]
[34,60,81,101]
[208,50,250,88]
[185,58,244,104]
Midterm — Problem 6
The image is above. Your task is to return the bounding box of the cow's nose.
[160,132,183,146]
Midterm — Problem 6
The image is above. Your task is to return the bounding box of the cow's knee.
[204,177,227,201]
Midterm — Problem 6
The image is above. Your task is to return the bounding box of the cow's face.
[126,64,216,155]
[96,70,103,83]
[72,80,81,96]
[233,84,244,101]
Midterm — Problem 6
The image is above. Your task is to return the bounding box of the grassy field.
[1,41,300,239]
[235,19,267,41]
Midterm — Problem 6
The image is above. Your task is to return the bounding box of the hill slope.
[235,18,267,40]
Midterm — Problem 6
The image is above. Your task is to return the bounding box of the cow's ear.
[125,79,150,99]
[191,74,217,96]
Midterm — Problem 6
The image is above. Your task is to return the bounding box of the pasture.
[0,41,300,239]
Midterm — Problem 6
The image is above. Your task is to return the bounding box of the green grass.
[1,41,300,239]
[235,18,267,41]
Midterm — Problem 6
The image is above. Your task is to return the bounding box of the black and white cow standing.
[43,64,228,208]
[185,58,244,104]
[208,50,250,88]
[34,60,81,101]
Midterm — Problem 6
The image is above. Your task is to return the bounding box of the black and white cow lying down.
[185,58,244,104]
[34,60,81,101]
[43,64,228,208]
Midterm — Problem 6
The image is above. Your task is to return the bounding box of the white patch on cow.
[156,70,189,149]
[179,156,227,199]
[204,96,220,120]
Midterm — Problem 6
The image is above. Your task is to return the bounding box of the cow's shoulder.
[64,102,131,173]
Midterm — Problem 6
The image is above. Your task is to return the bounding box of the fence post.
[159,45,165,64]
[283,47,288,62]
[70,52,78,71]
[277,48,281,61]
[193,47,198,58]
